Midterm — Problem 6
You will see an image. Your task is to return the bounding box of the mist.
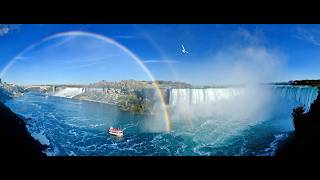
[145,44,287,147]
[135,28,288,142]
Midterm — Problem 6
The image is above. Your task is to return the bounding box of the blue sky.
[0,24,320,85]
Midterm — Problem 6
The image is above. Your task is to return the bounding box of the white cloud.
[14,56,28,60]
[62,60,108,70]
[232,27,263,46]
[178,27,286,86]
[0,24,20,36]
[0,26,9,36]
[113,35,138,39]
[143,60,180,64]
[203,46,284,85]
[50,36,76,48]
[295,27,320,46]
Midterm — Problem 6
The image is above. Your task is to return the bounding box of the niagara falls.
[1,24,320,157]
[2,84,318,156]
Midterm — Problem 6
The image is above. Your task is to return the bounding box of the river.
[4,86,318,156]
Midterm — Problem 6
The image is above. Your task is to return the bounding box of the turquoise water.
[5,90,313,156]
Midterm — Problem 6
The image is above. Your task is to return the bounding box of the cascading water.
[53,87,85,98]
[270,85,319,111]
[169,88,243,105]
[166,85,318,155]
[4,85,319,156]
[169,86,318,109]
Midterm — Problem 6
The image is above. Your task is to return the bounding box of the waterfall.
[53,87,85,98]
[169,88,243,106]
[169,86,318,111]
[270,85,318,111]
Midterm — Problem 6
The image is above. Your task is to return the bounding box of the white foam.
[53,87,85,98]
[67,151,77,156]
[169,88,242,106]
[32,130,50,146]
[260,133,289,156]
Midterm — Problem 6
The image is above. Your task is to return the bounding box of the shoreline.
[7,86,318,156]
[0,101,48,156]
[73,97,150,115]
[276,88,320,156]
[53,94,148,115]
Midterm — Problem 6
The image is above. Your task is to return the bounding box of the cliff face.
[89,80,193,89]
[73,88,165,113]
[0,102,47,156]
[0,81,46,156]
[0,88,11,102]
[45,80,190,113]
[0,81,26,99]
[277,89,320,156]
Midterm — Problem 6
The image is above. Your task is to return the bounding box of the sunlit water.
[5,87,318,156]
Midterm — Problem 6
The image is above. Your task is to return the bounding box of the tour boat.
[108,127,123,137]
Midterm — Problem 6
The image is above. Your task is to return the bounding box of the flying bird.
[181,44,189,54]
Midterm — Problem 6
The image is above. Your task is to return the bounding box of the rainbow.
[133,25,179,81]
[0,31,171,132]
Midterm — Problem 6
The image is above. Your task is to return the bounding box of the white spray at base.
[53,87,85,98]
[164,85,318,154]
[143,44,318,155]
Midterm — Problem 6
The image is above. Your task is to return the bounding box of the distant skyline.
[0,24,320,85]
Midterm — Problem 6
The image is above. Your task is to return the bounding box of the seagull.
[181,44,189,54]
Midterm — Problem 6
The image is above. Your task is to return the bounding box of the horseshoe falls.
[5,85,318,156]
[169,86,318,112]
[167,85,318,155]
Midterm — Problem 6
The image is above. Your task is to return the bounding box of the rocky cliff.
[0,80,47,156]
[277,88,320,156]
[0,101,47,156]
